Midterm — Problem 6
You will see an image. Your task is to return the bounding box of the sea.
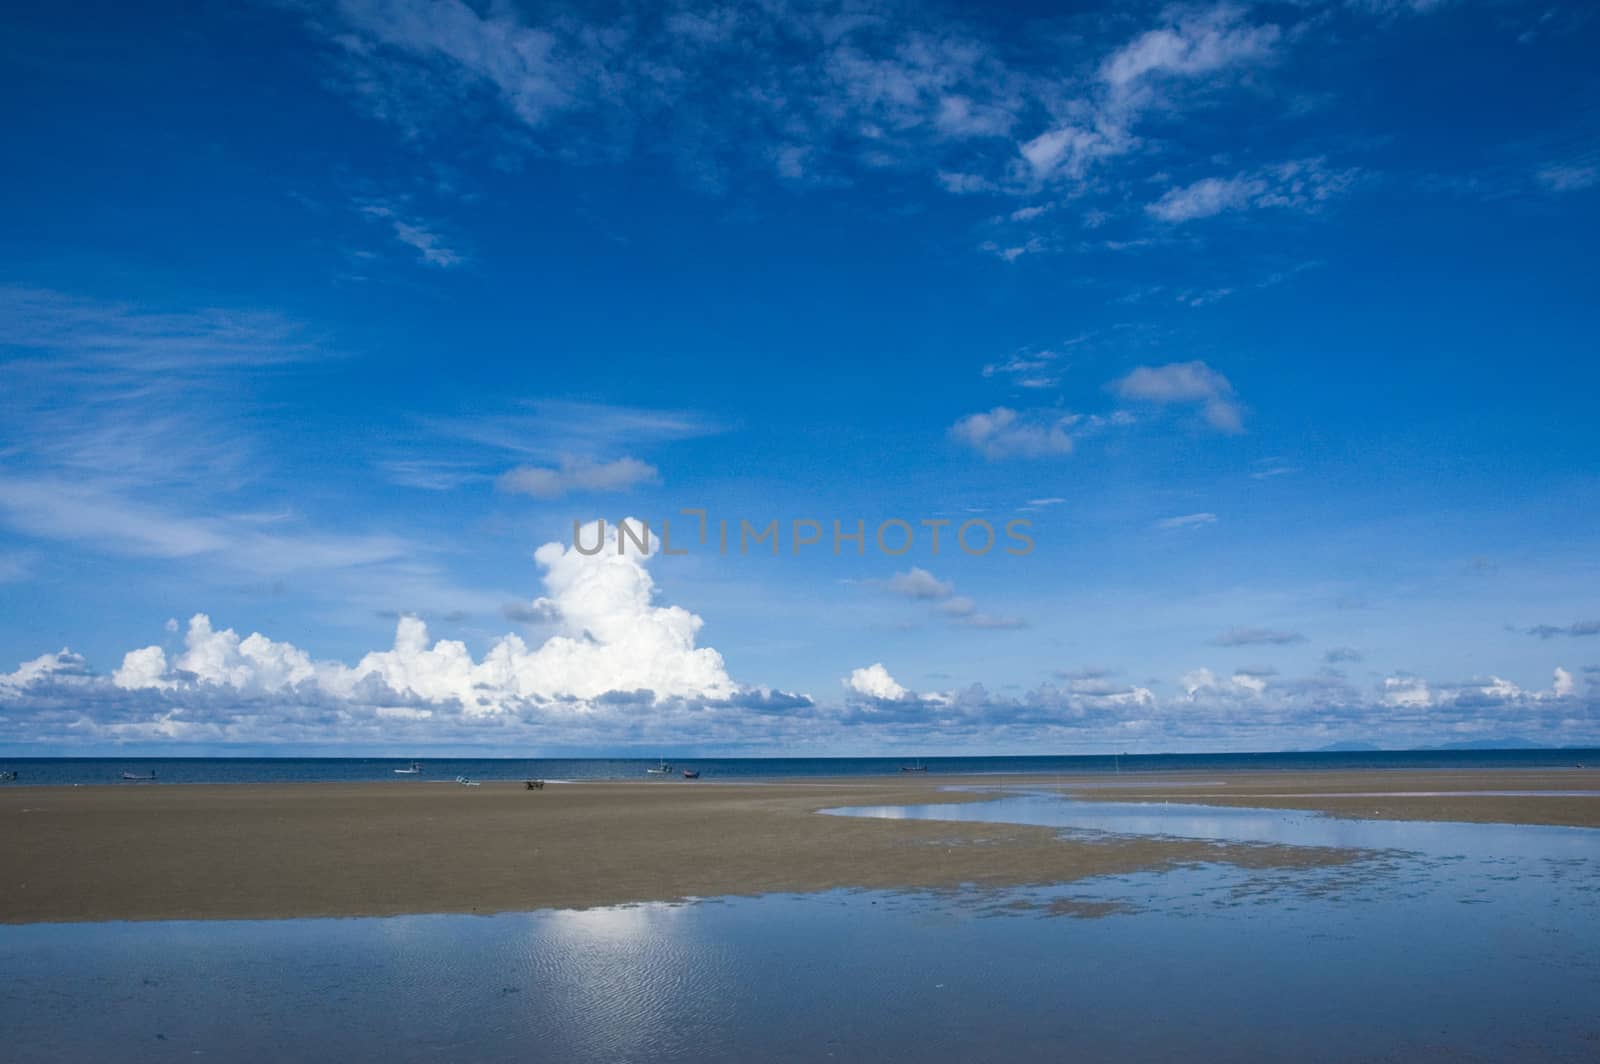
[1,747,1596,786]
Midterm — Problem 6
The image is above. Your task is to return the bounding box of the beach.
[4,767,1595,924]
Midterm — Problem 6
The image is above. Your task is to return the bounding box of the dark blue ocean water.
[0,748,1595,786]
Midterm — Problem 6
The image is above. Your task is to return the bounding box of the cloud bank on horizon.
[2,519,1592,752]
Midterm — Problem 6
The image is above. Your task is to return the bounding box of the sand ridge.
[2,768,1595,924]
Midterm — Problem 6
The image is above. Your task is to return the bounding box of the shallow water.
[827,790,1600,859]
[4,793,1599,1062]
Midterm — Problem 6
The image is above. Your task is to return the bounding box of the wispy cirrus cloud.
[1535,163,1598,193]
[1251,458,1298,479]
[360,203,465,267]
[0,475,412,574]
[981,343,1078,389]
[0,287,492,617]
[302,0,1294,206]
[427,400,720,459]
[0,285,322,491]
[311,0,1033,190]
[285,0,1408,281]
[1155,512,1217,530]
[0,285,318,374]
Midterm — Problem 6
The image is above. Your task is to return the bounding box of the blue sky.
[2,0,1597,754]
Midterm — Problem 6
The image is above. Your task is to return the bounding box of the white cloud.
[938,171,998,194]
[982,349,1062,389]
[886,567,955,600]
[6,637,1596,751]
[159,615,322,694]
[938,596,977,618]
[934,93,1017,138]
[845,662,910,701]
[1251,461,1298,480]
[1110,360,1244,433]
[111,646,173,691]
[1147,158,1357,223]
[958,611,1028,630]
[1348,0,1458,17]
[1535,164,1598,193]
[1180,667,1211,696]
[110,519,736,712]
[881,567,1025,631]
[497,457,660,499]
[1382,675,1432,707]
[1212,626,1306,647]
[1099,8,1280,89]
[0,649,86,692]
[950,406,1075,459]
[379,459,491,492]
[1156,512,1218,530]
[1231,671,1268,695]
[979,236,1047,262]
[429,400,719,460]
[360,204,464,267]
[327,0,580,130]
[1147,174,1259,221]
[1017,124,1131,184]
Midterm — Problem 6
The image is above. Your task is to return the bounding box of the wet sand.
[1048,767,1600,828]
[2,768,1595,924]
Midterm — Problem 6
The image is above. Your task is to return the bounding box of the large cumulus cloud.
[107,519,737,714]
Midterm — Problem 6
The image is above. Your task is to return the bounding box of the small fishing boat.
[681,769,700,779]
[455,775,480,787]
[121,770,157,782]
[900,760,928,773]
[394,761,423,775]
[646,759,673,775]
